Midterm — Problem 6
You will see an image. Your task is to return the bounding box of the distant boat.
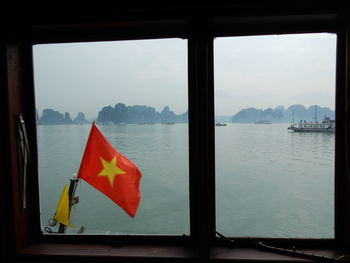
[138,122,155,125]
[215,123,227,126]
[288,115,335,132]
[161,122,175,125]
[254,120,271,124]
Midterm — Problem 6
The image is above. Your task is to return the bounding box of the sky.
[33,33,336,119]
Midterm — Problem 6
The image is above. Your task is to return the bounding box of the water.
[216,123,334,238]
[38,124,189,235]
[38,123,334,237]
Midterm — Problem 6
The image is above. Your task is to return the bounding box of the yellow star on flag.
[98,156,126,187]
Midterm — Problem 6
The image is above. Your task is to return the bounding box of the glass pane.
[215,33,336,238]
[34,39,189,234]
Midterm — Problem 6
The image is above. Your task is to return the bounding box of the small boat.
[288,115,335,132]
[254,120,271,124]
[161,122,175,125]
[215,123,227,126]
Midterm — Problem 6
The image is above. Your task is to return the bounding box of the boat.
[161,122,175,125]
[215,123,227,126]
[254,120,271,124]
[287,115,335,132]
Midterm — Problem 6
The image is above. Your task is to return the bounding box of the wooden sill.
[211,247,346,262]
[17,243,348,262]
[18,243,195,260]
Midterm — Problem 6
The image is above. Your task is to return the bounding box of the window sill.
[17,243,348,262]
[211,247,347,262]
[18,243,196,261]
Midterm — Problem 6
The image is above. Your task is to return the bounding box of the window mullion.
[335,25,350,248]
[188,33,215,259]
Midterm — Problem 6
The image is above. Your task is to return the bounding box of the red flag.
[77,122,142,217]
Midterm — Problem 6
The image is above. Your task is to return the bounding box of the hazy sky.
[214,33,336,116]
[33,33,336,119]
[33,39,188,119]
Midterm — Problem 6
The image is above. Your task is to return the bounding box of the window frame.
[2,4,350,262]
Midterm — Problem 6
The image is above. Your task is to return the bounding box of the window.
[33,39,189,235]
[215,33,336,238]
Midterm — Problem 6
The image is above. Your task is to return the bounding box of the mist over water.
[38,123,334,237]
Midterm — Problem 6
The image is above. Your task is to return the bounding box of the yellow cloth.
[54,184,70,226]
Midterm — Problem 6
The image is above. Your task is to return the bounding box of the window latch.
[16,113,31,211]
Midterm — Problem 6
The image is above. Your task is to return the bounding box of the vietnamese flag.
[77,122,142,217]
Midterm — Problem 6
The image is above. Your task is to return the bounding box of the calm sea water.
[38,123,334,237]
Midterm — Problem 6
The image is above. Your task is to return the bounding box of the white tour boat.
[288,115,335,132]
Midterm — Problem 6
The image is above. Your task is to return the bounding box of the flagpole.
[58,176,79,233]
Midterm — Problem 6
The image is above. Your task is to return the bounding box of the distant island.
[230,105,335,123]
[37,104,334,125]
[96,103,188,124]
[37,109,89,125]
[37,103,188,125]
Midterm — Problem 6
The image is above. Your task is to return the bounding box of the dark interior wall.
[1,1,349,263]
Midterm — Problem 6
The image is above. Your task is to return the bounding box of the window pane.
[215,33,336,238]
[33,39,189,234]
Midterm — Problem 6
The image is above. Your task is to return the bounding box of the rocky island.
[38,109,89,125]
[96,103,188,124]
[231,105,335,123]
